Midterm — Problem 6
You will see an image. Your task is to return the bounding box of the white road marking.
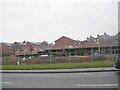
[0,82,13,84]
[76,84,118,87]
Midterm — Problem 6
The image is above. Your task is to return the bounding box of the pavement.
[0,67,120,73]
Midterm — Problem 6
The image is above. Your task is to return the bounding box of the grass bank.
[1,61,114,70]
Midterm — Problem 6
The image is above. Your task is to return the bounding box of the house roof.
[27,42,38,45]
[115,32,120,38]
[2,43,12,46]
[54,36,77,42]
[99,33,111,39]
[14,42,27,45]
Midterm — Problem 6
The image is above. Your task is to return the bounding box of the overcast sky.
[0,0,118,43]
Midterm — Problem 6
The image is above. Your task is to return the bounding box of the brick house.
[80,33,118,48]
[14,42,29,55]
[26,42,42,53]
[97,33,118,47]
[54,36,78,48]
[1,43,13,56]
[45,33,119,56]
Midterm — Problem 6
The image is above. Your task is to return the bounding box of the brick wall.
[55,36,77,48]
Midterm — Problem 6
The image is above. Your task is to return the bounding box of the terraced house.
[1,32,120,57]
[46,32,120,56]
[1,43,13,57]
[13,41,42,55]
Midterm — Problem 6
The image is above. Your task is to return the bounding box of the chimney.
[90,36,92,38]
[23,40,26,43]
[87,37,89,40]
[97,34,99,37]
[104,32,106,35]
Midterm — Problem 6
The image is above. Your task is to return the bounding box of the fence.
[2,55,115,65]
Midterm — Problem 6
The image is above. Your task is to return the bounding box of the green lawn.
[1,61,114,70]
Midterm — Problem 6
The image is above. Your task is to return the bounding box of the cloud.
[1,0,118,43]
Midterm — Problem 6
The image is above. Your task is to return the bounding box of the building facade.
[54,36,78,48]
[1,32,120,57]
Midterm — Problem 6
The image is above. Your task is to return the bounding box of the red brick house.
[81,33,118,48]
[26,42,42,53]
[54,36,78,48]
[1,43,13,52]
[1,43,13,56]
[14,42,29,54]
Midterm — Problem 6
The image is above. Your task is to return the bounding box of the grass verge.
[1,61,114,70]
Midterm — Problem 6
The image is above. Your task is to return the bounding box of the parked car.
[114,55,120,69]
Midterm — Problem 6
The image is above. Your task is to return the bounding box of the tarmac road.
[2,71,119,88]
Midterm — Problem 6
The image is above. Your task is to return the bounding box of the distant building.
[81,32,118,47]
[54,36,78,48]
[1,32,120,57]
[26,42,42,53]
[46,32,119,56]
[13,42,29,55]
[1,43,13,57]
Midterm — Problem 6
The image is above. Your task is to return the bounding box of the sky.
[0,0,119,44]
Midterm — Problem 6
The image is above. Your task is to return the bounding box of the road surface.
[2,71,119,88]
